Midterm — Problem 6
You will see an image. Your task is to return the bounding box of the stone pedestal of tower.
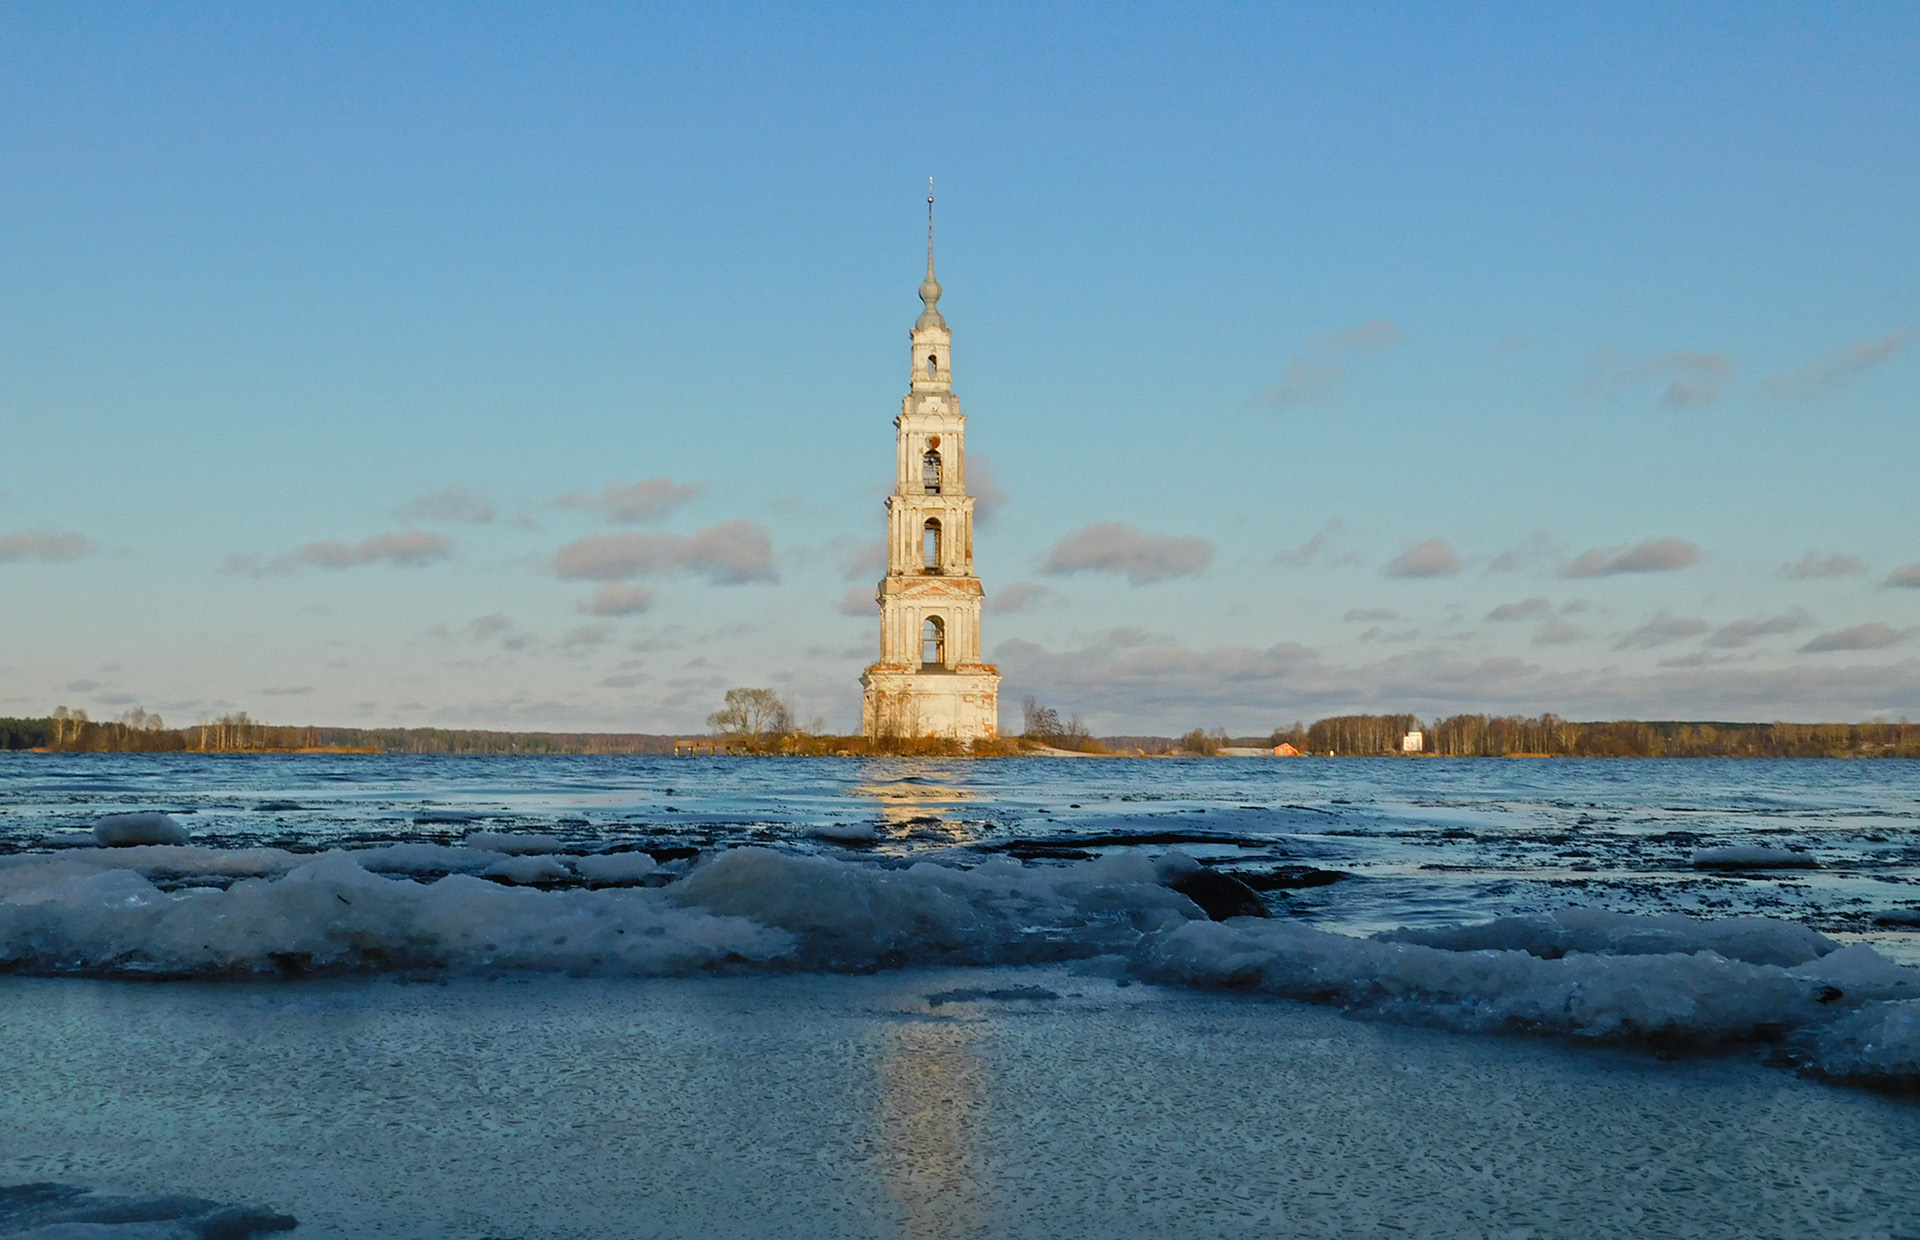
[860,213,1000,740]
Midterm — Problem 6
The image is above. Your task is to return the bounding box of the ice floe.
[3,843,1920,1087]
[92,812,189,847]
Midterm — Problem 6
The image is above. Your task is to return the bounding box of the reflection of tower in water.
[874,1017,991,1237]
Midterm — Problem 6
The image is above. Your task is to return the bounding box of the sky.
[2,3,1918,735]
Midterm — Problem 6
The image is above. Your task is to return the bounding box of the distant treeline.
[5,708,1916,758]
[1264,714,1920,759]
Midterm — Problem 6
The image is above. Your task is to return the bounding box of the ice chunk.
[1141,918,1835,1044]
[1802,999,1920,1083]
[1691,845,1819,870]
[573,853,659,886]
[1383,908,1836,967]
[352,842,502,875]
[38,831,98,849]
[92,812,189,847]
[463,831,566,855]
[482,855,574,885]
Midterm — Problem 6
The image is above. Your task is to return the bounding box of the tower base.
[860,663,1000,740]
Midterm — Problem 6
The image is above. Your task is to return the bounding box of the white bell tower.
[860,184,1001,739]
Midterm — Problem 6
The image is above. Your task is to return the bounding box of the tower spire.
[916,177,946,331]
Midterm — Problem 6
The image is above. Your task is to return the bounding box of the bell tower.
[860,184,1001,739]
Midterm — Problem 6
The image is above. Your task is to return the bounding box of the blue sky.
[3,3,1917,733]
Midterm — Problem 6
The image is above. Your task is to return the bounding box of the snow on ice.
[3,842,1919,1088]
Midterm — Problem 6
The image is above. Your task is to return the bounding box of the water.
[5,752,1918,948]
[7,753,1920,1237]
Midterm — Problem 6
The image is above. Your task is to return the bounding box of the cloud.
[1263,321,1401,407]
[468,614,513,641]
[578,584,655,616]
[966,453,1007,526]
[1486,597,1551,622]
[1041,522,1213,585]
[836,588,876,616]
[1343,608,1397,623]
[1886,564,1920,589]
[1800,623,1906,654]
[1589,351,1735,408]
[1273,519,1360,568]
[1707,609,1812,649]
[395,485,495,524]
[260,686,313,697]
[988,582,1057,613]
[553,477,701,524]
[1561,537,1699,578]
[551,520,776,584]
[557,624,612,649]
[0,528,92,563]
[1615,612,1710,650]
[1532,619,1588,647]
[990,634,1920,728]
[840,538,889,581]
[1487,531,1559,573]
[1783,551,1867,580]
[1385,538,1463,578]
[246,530,454,574]
[1320,319,1403,354]
[1766,330,1912,400]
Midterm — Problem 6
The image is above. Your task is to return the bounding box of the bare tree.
[707,688,793,745]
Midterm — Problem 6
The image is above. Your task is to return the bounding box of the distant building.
[1401,730,1424,754]
[1274,743,1301,756]
[860,191,1001,739]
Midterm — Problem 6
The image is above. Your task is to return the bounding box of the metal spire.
[916,176,946,330]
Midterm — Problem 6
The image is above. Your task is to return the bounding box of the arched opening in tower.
[922,449,942,493]
[922,519,942,572]
[922,615,946,668]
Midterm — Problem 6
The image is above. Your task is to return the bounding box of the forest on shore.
[2,704,1916,759]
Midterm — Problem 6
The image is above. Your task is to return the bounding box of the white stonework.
[860,204,1001,739]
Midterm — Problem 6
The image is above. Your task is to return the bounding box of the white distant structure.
[860,185,1001,740]
[1401,730,1425,754]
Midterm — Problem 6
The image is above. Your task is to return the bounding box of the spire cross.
[926,176,935,275]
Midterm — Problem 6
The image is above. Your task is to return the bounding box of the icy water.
[5,753,1919,944]
[6,754,1920,1238]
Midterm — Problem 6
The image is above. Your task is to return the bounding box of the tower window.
[922,616,946,666]
[926,353,938,378]
[923,519,942,571]
[922,449,941,493]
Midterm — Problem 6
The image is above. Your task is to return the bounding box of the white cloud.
[1263,320,1401,407]
[1782,551,1868,580]
[1343,608,1397,622]
[1486,597,1551,622]
[1801,623,1906,654]
[1385,538,1463,578]
[1589,351,1734,409]
[552,477,702,524]
[0,528,92,563]
[966,453,1007,526]
[551,520,776,584]
[468,614,512,641]
[1766,330,1911,400]
[1614,612,1709,650]
[1561,537,1699,578]
[241,530,454,574]
[1706,609,1812,649]
[395,485,495,524]
[1886,564,1920,589]
[1273,519,1360,568]
[835,587,875,616]
[1531,619,1588,647]
[1041,522,1213,585]
[988,582,1057,613]
[578,584,655,616]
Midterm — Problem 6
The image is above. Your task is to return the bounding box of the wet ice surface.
[6,968,1920,1240]
[4,752,1918,949]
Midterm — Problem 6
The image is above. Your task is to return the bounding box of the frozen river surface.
[4,754,1920,1237]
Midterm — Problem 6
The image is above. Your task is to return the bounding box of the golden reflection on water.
[855,763,978,835]
[874,1016,991,1237]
